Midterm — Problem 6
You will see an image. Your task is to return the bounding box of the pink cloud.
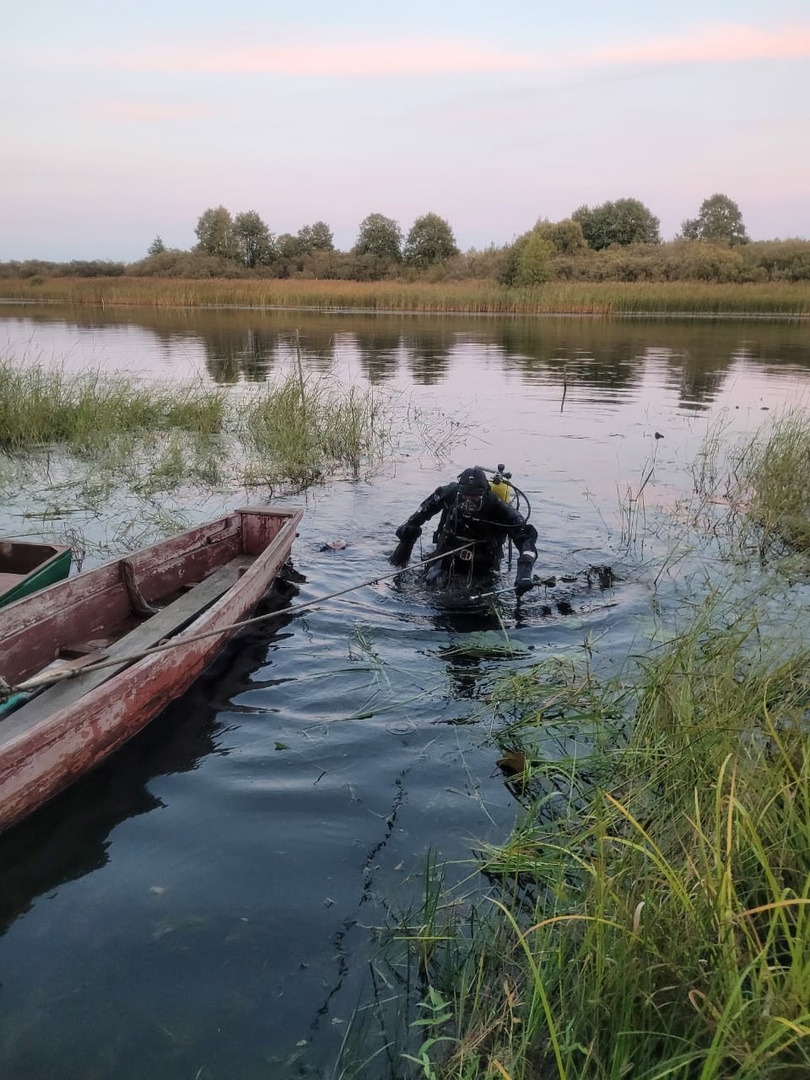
[103,39,535,76]
[583,23,810,66]
[54,23,810,79]
[95,101,211,122]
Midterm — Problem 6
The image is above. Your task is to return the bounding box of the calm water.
[1,305,809,1079]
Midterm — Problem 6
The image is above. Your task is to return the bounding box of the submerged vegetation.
[0,355,392,556]
[366,416,810,1080]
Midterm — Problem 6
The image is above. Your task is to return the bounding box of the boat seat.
[1,555,253,736]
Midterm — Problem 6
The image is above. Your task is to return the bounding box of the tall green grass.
[0,358,392,499]
[690,411,810,568]
[243,370,391,489]
[2,277,809,316]
[0,359,226,453]
[730,412,810,558]
[399,613,810,1080]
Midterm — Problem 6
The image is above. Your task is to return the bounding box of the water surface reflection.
[3,304,809,412]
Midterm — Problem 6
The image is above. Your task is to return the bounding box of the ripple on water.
[386,719,419,735]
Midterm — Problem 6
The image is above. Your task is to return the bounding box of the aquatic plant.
[0,355,396,566]
[1,276,809,316]
[0,356,392,495]
[0,359,227,454]
[243,368,391,489]
[731,411,810,559]
[396,604,810,1079]
[691,410,810,569]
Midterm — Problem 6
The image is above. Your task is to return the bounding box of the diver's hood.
[457,467,489,495]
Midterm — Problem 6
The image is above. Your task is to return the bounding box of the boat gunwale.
[0,507,301,685]
[0,506,302,833]
[0,540,73,608]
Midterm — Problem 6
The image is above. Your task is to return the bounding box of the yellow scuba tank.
[489,477,510,502]
[488,463,512,502]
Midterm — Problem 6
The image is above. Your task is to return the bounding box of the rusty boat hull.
[0,507,301,834]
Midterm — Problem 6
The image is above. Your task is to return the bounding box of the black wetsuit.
[404,482,538,581]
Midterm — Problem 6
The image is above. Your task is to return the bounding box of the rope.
[3,544,474,699]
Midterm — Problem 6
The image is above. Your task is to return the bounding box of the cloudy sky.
[3,1,808,260]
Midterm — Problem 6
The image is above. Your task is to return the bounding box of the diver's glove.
[514,554,536,597]
[396,522,421,544]
[390,522,421,567]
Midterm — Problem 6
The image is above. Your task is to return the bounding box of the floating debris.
[587,565,615,589]
[439,632,532,662]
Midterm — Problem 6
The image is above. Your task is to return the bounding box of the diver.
[390,466,539,596]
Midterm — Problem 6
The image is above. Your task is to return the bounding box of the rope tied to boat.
[0,544,476,702]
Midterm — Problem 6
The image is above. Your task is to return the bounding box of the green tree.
[297,221,334,253]
[515,232,555,285]
[275,233,302,259]
[681,193,749,245]
[534,218,587,255]
[572,198,661,249]
[500,221,564,286]
[403,212,459,268]
[233,210,274,267]
[354,213,403,261]
[194,206,237,259]
[147,235,166,257]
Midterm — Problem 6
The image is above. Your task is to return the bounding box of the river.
[0,304,808,1079]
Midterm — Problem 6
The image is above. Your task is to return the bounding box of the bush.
[66,260,126,277]
[125,251,246,279]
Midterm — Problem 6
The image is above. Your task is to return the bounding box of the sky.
[2,1,809,261]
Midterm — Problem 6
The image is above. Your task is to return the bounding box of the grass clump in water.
[691,411,810,572]
[731,411,810,560]
[0,358,392,499]
[0,359,226,455]
[395,606,810,1079]
[243,370,391,489]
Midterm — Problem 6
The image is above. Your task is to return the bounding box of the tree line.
[3,194,809,285]
[136,193,804,284]
[177,194,749,271]
[166,207,461,274]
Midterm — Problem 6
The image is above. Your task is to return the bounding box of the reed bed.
[0,358,392,508]
[0,359,226,453]
[3,277,810,316]
[729,413,810,559]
